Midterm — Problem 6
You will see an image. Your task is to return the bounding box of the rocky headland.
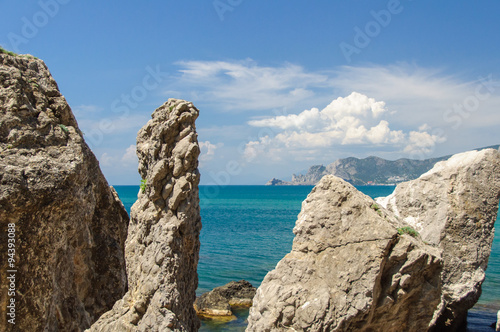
[248,148,500,331]
[0,53,129,330]
[267,146,499,186]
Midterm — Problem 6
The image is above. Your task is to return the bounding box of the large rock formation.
[376,149,500,330]
[88,99,201,331]
[0,53,129,330]
[249,148,500,332]
[247,175,443,331]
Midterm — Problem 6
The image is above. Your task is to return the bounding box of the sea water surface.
[114,185,500,332]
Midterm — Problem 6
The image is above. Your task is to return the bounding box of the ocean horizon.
[113,185,500,331]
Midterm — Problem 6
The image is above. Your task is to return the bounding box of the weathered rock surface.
[195,280,256,318]
[0,53,129,331]
[88,99,201,332]
[376,149,500,330]
[247,175,443,332]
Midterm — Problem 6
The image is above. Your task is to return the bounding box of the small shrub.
[140,179,147,193]
[397,226,419,238]
[59,124,69,133]
[370,203,380,211]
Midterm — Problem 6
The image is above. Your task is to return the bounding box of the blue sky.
[2,1,500,185]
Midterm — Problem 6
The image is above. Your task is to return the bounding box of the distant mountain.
[266,145,500,186]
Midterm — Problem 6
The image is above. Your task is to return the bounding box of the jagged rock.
[247,175,442,332]
[195,280,256,319]
[376,149,500,330]
[88,99,201,332]
[0,53,129,331]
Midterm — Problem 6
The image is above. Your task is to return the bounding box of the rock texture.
[376,149,500,330]
[247,175,443,332]
[0,53,129,331]
[88,99,201,332]
[195,280,256,319]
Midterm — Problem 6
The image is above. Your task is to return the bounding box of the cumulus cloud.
[244,92,443,161]
[199,141,222,162]
[121,145,138,164]
[100,152,114,167]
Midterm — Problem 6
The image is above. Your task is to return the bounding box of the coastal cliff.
[249,148,500,331]
[0,53,129,330]
[267,147,499,186]
[88,99,202,331]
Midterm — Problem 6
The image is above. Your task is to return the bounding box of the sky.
[1,0,500,185]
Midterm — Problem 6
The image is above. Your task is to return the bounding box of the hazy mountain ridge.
[267,145,500,186]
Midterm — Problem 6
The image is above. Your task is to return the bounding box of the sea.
[113,185,500,332]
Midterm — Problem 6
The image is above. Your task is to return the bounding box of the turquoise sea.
[114,185,500,332]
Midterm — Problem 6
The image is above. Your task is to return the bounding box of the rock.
[265,178,289,186]
[496,310,500,331]
[88,99,201,332]
[376,149,500,331]
[195,280,256,319]
[247,175,443,332]
[0,53,129,331]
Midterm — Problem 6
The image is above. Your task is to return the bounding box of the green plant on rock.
[59,124,69,133]
[370,203,382,216]
[397,226,419,238]
[0,46,17,57]
[140,179,147,193]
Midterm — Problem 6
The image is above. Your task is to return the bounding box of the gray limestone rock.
[0,54,129,331]
[247,175,442,332]
[376,149,500,330]
[88,99,201,332]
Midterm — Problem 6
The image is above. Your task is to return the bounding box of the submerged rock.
[247,175,442,331]
[377,149,500,330]
[195,280,256,319]
[0,54,129,331]
[88,99,201,332]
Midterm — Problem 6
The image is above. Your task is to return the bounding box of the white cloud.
[172,59,330,112]
[330,65,500,129]
[100,152,114,167]
[121,145,138,164]
[404,131,447,156]
[244,92,442,162]
[199,141,222,162]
